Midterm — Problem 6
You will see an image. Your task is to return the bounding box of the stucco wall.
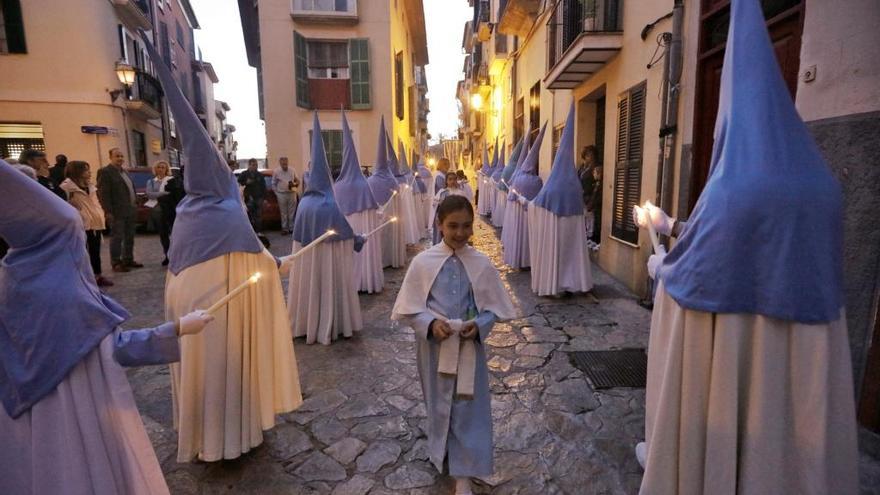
[259,0,426,177]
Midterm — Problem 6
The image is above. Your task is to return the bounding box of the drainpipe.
[657,0,684,228]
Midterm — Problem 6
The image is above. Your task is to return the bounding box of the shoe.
[454,477,474,495]
[96,276,114,287]
[126,261,144,268]
[162,258,169,266]
[112,263,130,273]
[635,442,647,469]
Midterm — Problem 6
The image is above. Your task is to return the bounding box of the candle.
[363,217,398,238]
[380,189,399,211]
[637,201,662,253]
[205,272,263,314]
[290,229,337,260]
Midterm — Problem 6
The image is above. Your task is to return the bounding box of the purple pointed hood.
[366,117,399,204]
[416,161,432,194]
[494,138,521,184]
[511,122,546,200]
[659,0,843,323]
[0,160,130,418]
[533,104,583,216]
[480,140,491,176]
[500,126,529,192]
[293,113,356,244]
[140,32,262,275]
[334,110,379,215]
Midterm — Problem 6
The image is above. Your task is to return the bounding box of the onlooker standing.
[433,157,450,194]
[578,145,597,239]
[97,148,143,272]
[272,156,299,235]
[19,149,65,199]
[237,158,266,232]
[60,160,113,287]
[49,154,68,186]
[146,161,175,266]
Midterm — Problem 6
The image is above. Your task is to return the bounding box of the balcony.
[291,0,358,24]
[475,0,491,42]
[124,71,163,120]
[111,0,152,31]
[308,78,351,110]
[545,0,623,90]
[497,0,541,37]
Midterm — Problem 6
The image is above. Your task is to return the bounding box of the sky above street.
[189,0,471,159]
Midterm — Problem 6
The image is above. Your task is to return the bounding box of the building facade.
[459,0,880,444]
[0,0,232,171]
[237,0,429,177]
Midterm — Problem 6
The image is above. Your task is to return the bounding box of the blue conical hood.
[494,138,521,183]
[511,122,546,200]
[533,104,583,216]
[139,31,262,274]
[334,109,379,215]
[366,116,399,204]
[500,125,529,192]
[480,142,490,175]
[659,0,842,323]
[293,113,355,244]
[0,159,129,418]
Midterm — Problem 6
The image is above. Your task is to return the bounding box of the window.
[514,97,524,143]
[160,22,171,66]
[307,41,349,78]
[131,130,147,168]
[0,123,44,159]
[349,38,370,109]
[308,130,344,175]
[611,82,646,244]
[408,85,416,136]
[529,82,540,139]
[0,0,26,53]
[293,31,310,108]
[296,0,352,12]
[176,21,184,46]
[552,124,564,161]
[395,51,404,120]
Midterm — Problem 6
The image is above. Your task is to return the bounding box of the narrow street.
[111,217,650,494]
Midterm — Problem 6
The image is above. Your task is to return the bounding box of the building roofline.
[177,0,201,29]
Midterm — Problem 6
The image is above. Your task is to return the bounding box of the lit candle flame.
[249,272,262,284]
[391,216,398,222]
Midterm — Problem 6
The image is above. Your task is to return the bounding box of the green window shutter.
[611,82,646,244]
[294,31,310,109]
[349,38,371,109]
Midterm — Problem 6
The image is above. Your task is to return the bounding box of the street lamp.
[115,61,136,87]
[471,93,484,111]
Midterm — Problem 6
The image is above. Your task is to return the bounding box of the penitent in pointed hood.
[410,150,428,194]
[139,32,262,275]
[0,159,130,418]
[366,117,399,205]
[511,122,547,200]
[494,138,521,184]
[500,125,529,192]
[334,110,379,216]
[659,0,842,323]
[480,140,491,176]
[293,113,356,245]
[533,104,583,216]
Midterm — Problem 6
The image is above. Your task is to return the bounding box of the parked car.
[234,168,281,230]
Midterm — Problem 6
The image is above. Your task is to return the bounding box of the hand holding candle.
[633,202,662,253]
[205,272,263,314]
[380,189,399,211]
[289,229,336,260]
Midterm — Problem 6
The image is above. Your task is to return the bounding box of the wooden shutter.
[611,82,646,244]
[1,0,27,53]
[349,38,371,109]
[294,31,310,109]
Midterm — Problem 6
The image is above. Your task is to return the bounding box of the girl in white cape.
[392,195,517,495]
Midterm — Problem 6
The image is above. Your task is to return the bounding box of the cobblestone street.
[106,219,880,494]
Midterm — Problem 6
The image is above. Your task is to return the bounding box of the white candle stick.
[380,189,399,211]
[291,229,337,260]
[363,217,398,239]
[206,272,263,314]
[638,201,662,253]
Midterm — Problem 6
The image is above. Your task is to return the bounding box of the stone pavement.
[105,218,880,494]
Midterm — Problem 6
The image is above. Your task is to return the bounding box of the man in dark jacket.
[19,149,65,200]
[97,148,142,272]
[49,154,68,185]
[237,158,266,232]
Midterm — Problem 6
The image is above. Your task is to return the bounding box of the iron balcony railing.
[475,0,490,25]
[548,0,623,68]
[126,71,163,112]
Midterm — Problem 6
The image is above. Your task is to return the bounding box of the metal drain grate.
[569,349,648,389]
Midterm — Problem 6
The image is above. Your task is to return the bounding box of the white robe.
[288,238,363,345]
[392,242,517,476]
[346,209,384,293]
[492,188,507,228]
[166,250,302,462]
[476,175,490,216]
[413,190,430,239]
[527,205,593,295]
[399,183,421,244]
[0,335,170,495]
[501,197,530,269]
[380,195,407,268]
[641,283,858,495]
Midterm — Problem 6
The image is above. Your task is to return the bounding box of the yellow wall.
[0,0,163,168]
